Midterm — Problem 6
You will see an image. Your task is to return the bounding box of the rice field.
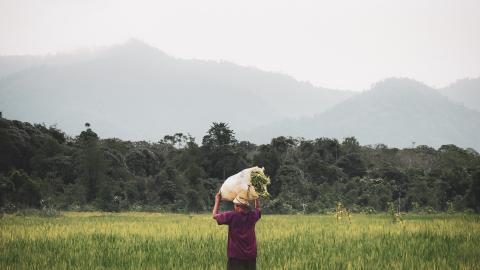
[1,212,479,269]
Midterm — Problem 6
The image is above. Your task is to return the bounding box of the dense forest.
[1,117,479,214]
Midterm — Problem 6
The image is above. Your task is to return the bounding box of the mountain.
[244,78,480,150]
[0,39,354,141]
[0,55,41,79]
[439,78,480,112]
[0,49,102,79]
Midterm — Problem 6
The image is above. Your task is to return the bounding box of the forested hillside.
[439,77,480,112]
[245,78,480,149]
[1,117,479,213]
[0,40,353,141]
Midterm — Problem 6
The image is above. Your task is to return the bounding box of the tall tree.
[202,122,237,150]
[76,125,107,202]
[201,122,242,179]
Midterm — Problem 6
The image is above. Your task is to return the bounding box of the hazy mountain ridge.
[439,78,480,112]
[0,40,353,141]
[244,78,480,150]
[1,40,478,149]
[0,49,104,80]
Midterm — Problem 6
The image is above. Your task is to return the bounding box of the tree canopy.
[1,118,479,213]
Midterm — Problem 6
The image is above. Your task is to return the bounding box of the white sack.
[220,166,264,201]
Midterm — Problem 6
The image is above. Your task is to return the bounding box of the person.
[212,192,261,270]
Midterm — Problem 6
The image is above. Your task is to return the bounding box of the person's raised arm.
[255,198,261,210]
[212,192,221,219]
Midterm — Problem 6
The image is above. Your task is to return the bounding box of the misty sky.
[1,0,479,91]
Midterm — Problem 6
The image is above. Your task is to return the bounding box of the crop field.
[1,212,479,269]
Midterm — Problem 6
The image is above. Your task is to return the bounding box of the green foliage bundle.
[250,171,271,198]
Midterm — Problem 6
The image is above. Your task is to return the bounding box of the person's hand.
[215,192,221,203]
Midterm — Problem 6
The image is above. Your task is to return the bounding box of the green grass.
[1,212,479,269]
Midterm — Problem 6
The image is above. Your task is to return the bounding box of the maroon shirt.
[214,208,261,260]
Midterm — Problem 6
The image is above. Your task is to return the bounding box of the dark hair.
[234,203,251,211]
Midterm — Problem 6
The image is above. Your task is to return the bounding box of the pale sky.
[0,0,479,91]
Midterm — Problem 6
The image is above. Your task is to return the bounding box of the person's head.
[233,195,250,213]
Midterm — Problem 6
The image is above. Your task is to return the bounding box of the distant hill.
[0,55,41,79]
[244,78,480,150]
[0,39,354,141]
[0,50,102,79]
[439,78,480,112]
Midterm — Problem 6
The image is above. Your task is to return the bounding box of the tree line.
[1,118,479,213]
